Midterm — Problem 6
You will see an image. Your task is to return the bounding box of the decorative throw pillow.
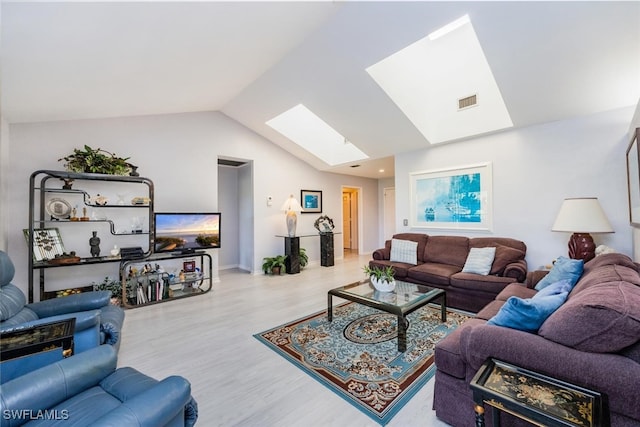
[389,239,418,265]
[489,245,526,275]
[534,256,584,291]
[461,247,496,275]
[487,283,570,333]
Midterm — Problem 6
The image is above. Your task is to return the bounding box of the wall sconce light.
[281,194,303,237]
[551,197,614,262]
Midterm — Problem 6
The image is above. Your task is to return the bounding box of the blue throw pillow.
[533,279,573,299]
[534,256,584,291]
[487,289,570,333]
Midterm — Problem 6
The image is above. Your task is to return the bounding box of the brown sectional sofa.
[369,233,528,313]
[432,252,640,426]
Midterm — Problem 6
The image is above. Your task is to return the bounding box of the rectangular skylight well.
[428,15,470,41]
[366,14,513,144]
[266,104,369,166]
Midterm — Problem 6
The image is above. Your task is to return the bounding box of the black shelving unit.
[27,170,154,302]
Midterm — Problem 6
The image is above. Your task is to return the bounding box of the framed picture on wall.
[409,163,493,231]
[626,128,640,227]
[301,190,322,213]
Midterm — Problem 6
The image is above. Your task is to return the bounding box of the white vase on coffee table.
[371,276,396,292]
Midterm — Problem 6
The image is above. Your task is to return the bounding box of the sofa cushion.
[571,264,640,297]
[539,281,640,352]
[408,263,460,286]
[461,247,495,275]
[583,252,639,275]
[487,280,571,332]
[534,256,583,291]
[390,238,418,265]
[469,238,527,275]
[449,273,514,294]
[490,245,526,275]
[424,236,469,268]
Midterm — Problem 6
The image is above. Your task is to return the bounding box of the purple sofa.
[433,252,640,426]
[370,233,527,313]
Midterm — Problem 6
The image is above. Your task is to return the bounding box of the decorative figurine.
[89,231,101,257]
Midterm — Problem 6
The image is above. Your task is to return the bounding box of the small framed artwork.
[301,190,322,213]
[23,228,66,262]
[183,260,196,273]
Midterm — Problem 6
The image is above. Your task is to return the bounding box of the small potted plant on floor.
[363,264,396,292]
[299,247,308,269]
[262,255,287,275]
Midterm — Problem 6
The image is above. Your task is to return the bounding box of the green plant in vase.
[363,264,396,292]
[262,255,287,275]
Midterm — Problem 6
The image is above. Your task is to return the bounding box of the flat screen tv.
[154,212,221,254]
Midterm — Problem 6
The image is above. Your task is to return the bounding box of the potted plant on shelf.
[59,145,136,176]
[262,255,287,275]
[91,276,135,306]
[363,264,396,292]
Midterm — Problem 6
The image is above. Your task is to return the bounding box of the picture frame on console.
[626,128,640,227]
[409,163,493,231]
[301,190,322,213]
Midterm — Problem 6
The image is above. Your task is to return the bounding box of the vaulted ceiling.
[2,1,639,178]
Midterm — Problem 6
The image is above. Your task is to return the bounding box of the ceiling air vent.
[458,94,478,110]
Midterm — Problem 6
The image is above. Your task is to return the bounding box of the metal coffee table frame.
[328,279,446,352]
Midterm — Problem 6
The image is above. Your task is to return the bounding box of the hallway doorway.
[342,187,360,253]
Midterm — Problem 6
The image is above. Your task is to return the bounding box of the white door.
[383,187,396,241]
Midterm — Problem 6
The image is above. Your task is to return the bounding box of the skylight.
[266,104,369,166]
[366,14,513,144]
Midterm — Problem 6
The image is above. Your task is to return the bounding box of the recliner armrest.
[99,304,125,348]
[27,290,112,318]
[0,345,117,414]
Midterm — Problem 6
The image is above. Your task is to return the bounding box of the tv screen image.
[154,212,221,253]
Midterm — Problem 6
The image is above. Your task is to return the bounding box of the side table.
[470,358,607,427]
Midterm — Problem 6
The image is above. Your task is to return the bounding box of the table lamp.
[281,195,303,237]
[551,197,614,262]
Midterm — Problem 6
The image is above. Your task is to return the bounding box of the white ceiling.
[2,1,639,179]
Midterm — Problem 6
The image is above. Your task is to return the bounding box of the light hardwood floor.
[118,252,451,426]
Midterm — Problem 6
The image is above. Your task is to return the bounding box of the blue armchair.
[0,250,125,357]
[0,345,198,426]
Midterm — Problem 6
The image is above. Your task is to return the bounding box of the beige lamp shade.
[551,198,613,233]
[552,197,613,262]
[280,195,303,213]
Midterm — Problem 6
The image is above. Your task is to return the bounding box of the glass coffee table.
[328,279,446,352]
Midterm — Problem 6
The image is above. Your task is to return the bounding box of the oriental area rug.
[254,302,471,425]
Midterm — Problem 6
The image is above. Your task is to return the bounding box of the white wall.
[629,102,640,261]
[0,118,8,251]
[6,111,380,297]
[395,107,635,270]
